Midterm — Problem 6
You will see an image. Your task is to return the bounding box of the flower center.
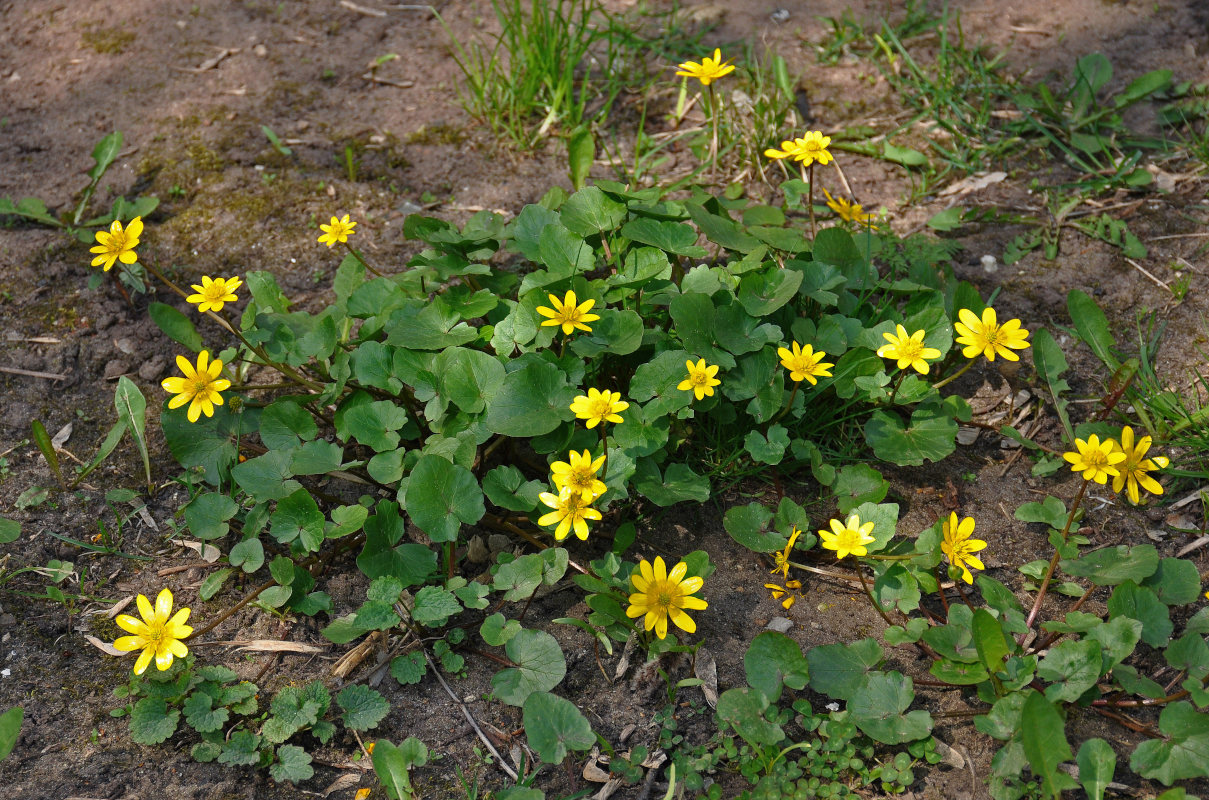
[590,398,612,419]
[836,529,861,550]
[897,340,924,360]
[190,374,213,398]
[655,587,674,609]
[691,371,708,386]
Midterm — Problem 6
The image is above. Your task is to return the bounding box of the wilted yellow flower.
[877,324,942,375]
[940,513,986,584]
[626,556,707,639]
[186,275,243,314]
[90,216,143,271]
[536,290,600,336]
[954,307,1031,362]
[777,341,834,385]
[677,358,721,400]
[1110,426,1169,504]
[819,515,875,560]
[161,350,232,423]
[112,588,193,675]
[822,188,873,224]
[771,527,802,580]
[765,580,803,610]
[537,486,602,541]
[570,388,628,428]
[764,131,833,167]
[1062,434,1126,485]
[674,48,735,86]
[318,214,356,247]
[550,449,607,502]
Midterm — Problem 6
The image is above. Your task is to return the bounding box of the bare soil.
[1,0,1208,798]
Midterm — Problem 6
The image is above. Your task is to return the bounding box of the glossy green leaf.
[129,697,180,746]
[372,737,428,800]
[403,455,484,543]
[435,347,506,414]
[1107,581,1172,647]
[560,186,625,236]
[228,538,264,573]
[832,464,888,515]
[1014,496,1068,529]
[231,449,301,502]
[620,217,707,258]
[1067,290,1118,370]
[722,503,780,553]
[806,638,883,701]
[148,302,204,352]
[491,629,566,706]
[185,492,240,540]
[1020,691,1076,797]
[114,377,151,490]
[1077,738,1116,800]
[849,672,933,744]
[270,488,325,552]
[633,461,709,506]
[1038,639,1102,702]
[0,707,23,761]
[1060,544,1158,586]
[484,360,577,436]
[1130,702,1209,785]
[523,691,595,764]
[863,404,958,466]
[716,687,784,747]
[744,632,809,704]
[1141,558,1203,606]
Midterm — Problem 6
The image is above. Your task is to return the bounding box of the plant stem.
[343,242,385,278]
[708,84,719,183]
[768,381,800,426]
[934,565,950,616]
[856,562,896,629]
[933,358,975,390]
[1024,479,1089,630]
[887,370,907,404]
[807,162,816,237]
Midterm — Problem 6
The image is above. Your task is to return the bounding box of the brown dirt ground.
[1,0,1208,798]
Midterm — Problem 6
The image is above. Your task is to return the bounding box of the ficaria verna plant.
[63,161,1203,798]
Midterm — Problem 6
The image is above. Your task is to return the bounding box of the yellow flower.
[764,131,833,167]
[674,48,735,86]
[953,307,1031,362]
[112,588,193,675]
[765,580,803,610]
[90,216,143,271]
[940,513,987,585]
[185,275,243,314]
[1062,434,1126,485]
[1110,426,1169,504]
[550,449,607,502]
[626,556,708,640]
[677,358,721,400]
[819,514,876,560]
[822,188,873,224]
[161,350,232,423]
[569,388,628,428]
[777,341,834,385]
[318,214,356,247]
[876,324,942,375]
[537,486,602,541]
[536,290,600,336]
[771,527,802,580]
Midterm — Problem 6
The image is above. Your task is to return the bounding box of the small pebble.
[764,617,793,633]
[981,255,998,273]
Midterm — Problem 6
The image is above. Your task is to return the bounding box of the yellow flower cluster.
[1063,427,1168,503]
[112,588,192,675]
[538,450,606,541]
[627,556,708,639]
